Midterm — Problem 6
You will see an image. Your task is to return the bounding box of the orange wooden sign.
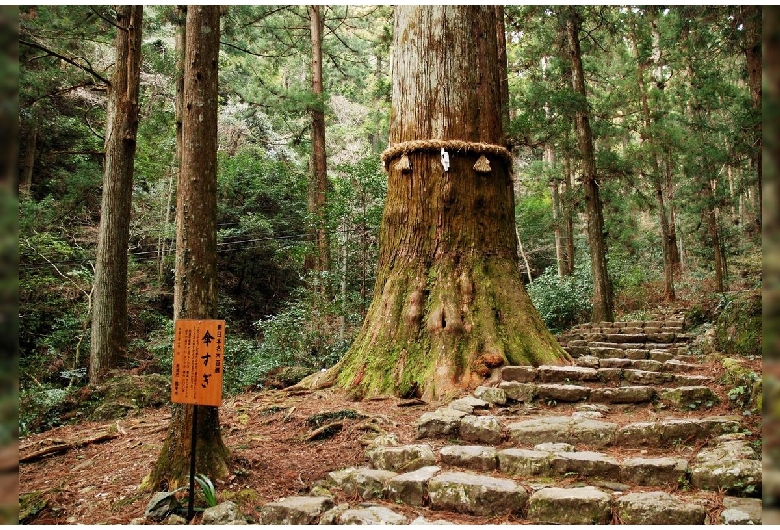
[171,319,225,407]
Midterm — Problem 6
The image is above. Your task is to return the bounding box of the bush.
[714,290,761,358]
[527,264,592,333]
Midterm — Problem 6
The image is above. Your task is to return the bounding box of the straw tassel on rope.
[473,154,491,173]
[394,153,412,173]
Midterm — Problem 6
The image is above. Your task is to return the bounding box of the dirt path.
[19,388,445,524]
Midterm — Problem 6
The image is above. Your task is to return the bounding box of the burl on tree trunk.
[302,6,568,401]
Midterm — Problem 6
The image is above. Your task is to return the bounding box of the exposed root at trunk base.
[326,257,569,401]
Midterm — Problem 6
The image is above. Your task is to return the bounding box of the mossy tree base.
[330,256,566,401]
[149,404,229,491]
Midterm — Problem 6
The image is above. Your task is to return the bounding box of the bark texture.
[151,5,228,490]
[20,111,37,196]
[318,6,567,401]
[305,5,330,276]
[739,6,762,229]
[89,6,143,383]
[564,7,614,322]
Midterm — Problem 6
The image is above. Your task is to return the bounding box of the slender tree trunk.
[89,6,143,383]
[563,140,575,275]
[158,5,185,283]
[564,7,613,322]
[308,6,566,400]
[547,147,566,278]
[684,31,727,293]
[151,5,228,490]
[739,5,761,231]
[631,21,675,301]
[664,150,682,272]
[306,5,330,279]
[20,111,37,196]
[704,182,726,292]
[517,226,533,284]
[551,179,565,278]
[158,167,175,282]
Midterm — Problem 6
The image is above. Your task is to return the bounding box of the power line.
[19,226,379,272]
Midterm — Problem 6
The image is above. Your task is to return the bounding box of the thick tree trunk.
[151,6,228,491]
[306,5,330,278]
[564,7,613,322]
[89,6,143,383]
[312,6,567,401]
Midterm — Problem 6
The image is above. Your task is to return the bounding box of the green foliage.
[714,291,761,358]
[19,386,73,437]
[253,283,351,380]
[193,474,218,508]
[133,318,175,374]
[20,197,93,387]
[221,335,266,394]
[216,142,309,334]
[515,170,556,275]
[527,262,593,333]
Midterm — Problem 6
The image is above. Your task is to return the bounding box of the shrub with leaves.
[527,263,592,333]
[714,290,761,358]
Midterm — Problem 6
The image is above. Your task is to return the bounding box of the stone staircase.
[558,315,692,361]
[256,318,763,525]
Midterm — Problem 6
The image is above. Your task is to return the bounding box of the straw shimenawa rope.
[381,139,512,167]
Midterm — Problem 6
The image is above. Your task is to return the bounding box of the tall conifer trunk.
[305,5,330,278]
[20,110,37,196]
[305,6,567,401]
[631,14,675,301]
[564,7,613,322]
[89,6,143,382]
[151,5,228,490]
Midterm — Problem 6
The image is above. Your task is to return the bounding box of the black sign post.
[187,405,198,522]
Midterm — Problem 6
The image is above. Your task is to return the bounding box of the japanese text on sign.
[171,319,225,406]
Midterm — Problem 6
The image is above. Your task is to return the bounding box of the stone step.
[499,381,715,406]
[438,442,712,490]
[573,356,703,372]
[428,471,527,516]
[570,319,685,331]
[500,446,684,485]
[279,429,761,525]
[259,496,334,525]
[528,486,612,524]
[259,489,761,525]
[416,400,735,446]
[562,327,691,336]
[565,345,691,360]
[505,414,742,448]
[500,365,713,387]
[367,437,760,497]
[304,436,760,523]
[561,333,692,346]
